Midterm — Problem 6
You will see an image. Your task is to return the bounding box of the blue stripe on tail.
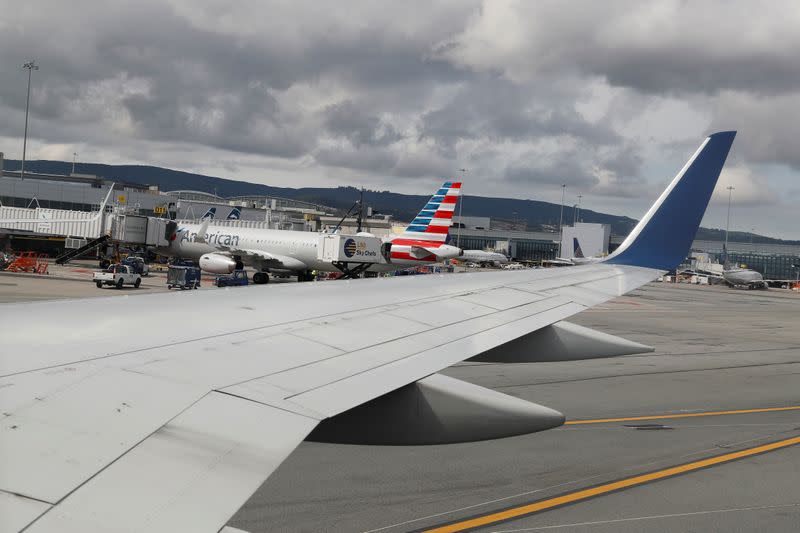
[606,131,736,270]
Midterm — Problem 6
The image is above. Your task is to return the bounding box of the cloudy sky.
[1,1,798,238]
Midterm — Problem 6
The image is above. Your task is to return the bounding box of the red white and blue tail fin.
[400,181,461,242]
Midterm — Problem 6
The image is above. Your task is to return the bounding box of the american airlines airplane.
[0,132,736,533]
[158,182,463,283]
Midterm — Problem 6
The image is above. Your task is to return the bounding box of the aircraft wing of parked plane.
[221,246,308,271]
[0,132,735,533]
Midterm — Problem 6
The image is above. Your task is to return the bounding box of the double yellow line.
[423,407,800,533]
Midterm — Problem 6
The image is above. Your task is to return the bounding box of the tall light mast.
[20,60,39,181]
[557,184,566,257]
[724,185,735,266]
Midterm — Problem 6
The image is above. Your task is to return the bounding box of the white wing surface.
[0,132,736,532]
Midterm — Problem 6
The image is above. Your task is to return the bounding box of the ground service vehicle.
[167,264,201,290]
[214,269,249,287]
[93,264,142,289]
[122,256,150,277]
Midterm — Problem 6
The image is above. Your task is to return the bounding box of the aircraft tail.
[202,207,216,219]
[605,131,736,270]
[400,181,461,242]
[573,238,585,258]
[227,207,241,220]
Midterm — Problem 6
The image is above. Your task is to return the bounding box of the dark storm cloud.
[504,153,599,189]
[420,79,619,151]
[323,101,402,147]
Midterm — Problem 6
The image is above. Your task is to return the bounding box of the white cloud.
[712,166,778,207]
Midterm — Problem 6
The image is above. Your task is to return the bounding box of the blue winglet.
[605,131,736,270]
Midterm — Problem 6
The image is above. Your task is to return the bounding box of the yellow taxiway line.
[423,435,800,533]
[564,405,800,425]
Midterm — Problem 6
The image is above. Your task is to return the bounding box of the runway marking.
[564,405,800,425]
[490,502,800,531]
[421,435,800,533]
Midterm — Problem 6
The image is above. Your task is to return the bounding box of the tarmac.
[0,261,294,303]
[2,271,799,532]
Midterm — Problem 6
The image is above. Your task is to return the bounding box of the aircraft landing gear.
[253,272,269,284]
[297,271,315,282]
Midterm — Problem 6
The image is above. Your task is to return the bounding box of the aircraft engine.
[308,373,564,445]
[434,244,462,259]
[199,253,236,274]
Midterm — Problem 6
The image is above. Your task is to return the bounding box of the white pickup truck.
[93,264,142,289]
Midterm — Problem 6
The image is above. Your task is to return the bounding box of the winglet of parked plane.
[194,216,212,244]
[605,131,736,270]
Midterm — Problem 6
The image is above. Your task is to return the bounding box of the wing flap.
[25,393,317,533]
[288,300,586,417]
[264,295,571,400]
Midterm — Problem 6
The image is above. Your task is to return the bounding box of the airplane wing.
[222,247,308,271]
[0,132,735,533]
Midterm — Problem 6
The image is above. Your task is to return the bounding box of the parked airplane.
[722,266,768,289]
[158,182,463,283]
[200,207,216,219]
[460,249,509,266]
[0,132,736,533]
[550,238,589,266]
[570,237,601,265]
[692,248,769,289]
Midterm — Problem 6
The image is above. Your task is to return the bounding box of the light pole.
[724,185,735,266]
[557,184,566,257]
[576,194,582,223]
[21,60,39,181]
[72,152,77,174]
[456,169,467,249]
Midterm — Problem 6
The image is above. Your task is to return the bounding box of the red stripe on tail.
[425,225,449,234]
